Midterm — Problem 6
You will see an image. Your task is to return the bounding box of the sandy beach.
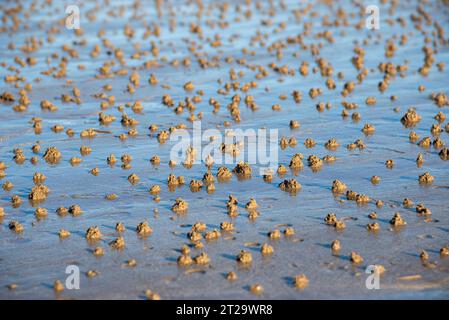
[0,0,449,299]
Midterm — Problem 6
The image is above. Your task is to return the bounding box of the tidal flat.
[0,0,449,299]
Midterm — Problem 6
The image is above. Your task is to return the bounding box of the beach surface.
[0,0,449,299]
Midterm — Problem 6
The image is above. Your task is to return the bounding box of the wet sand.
[1,0,449,299]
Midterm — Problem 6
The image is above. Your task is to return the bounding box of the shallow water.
[0,0,449,299]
